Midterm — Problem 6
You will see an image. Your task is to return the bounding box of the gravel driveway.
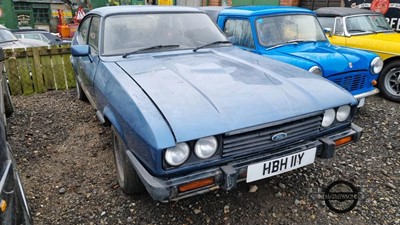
[6,90,399,224]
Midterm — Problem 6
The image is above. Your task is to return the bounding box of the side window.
[39,34,50,43]
[224,19,255,49]
[88,17,100,54]
[24,33,42,41]
[334,17,344,35]
[77,17,91,44]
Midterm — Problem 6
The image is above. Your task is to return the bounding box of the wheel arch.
[102,105,122,137]
[382,55,400,66]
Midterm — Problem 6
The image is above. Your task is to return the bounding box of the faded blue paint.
[71,6,358,177]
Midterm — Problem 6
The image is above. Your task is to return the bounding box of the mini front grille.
[222,114,323,157]
[332,74,367,92]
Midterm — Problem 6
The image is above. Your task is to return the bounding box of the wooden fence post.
[62,45,75,89]
[51,45,66,90]
[15,48,35,95]
[5,56,22,95]
[40,46,56,90]
[32,47,46,93]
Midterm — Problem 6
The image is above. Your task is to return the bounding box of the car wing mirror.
[71,45,90,56]
[323,28,333,37]
[71,45,93,62]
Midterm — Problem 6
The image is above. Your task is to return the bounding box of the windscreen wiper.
[122,45,180,58]
[348,29,367,33]
[286,39,317,44]
[193,41,231,52]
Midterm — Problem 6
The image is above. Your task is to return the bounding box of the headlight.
[309,66,323,76]
[370,57,383,74]
[165,143,190,166]
[194,136,218,159]
[336,105,351,122]
[322,109,335,127]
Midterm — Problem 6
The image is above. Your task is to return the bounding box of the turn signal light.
[371,80,377,86]
[0,200,7,213]
[335,136,353,146]
[178,178,215,193]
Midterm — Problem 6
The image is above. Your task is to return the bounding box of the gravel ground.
[6,90,400,225]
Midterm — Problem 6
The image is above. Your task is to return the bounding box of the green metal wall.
[0,0,18,28]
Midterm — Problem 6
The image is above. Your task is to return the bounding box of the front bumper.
[127,123,362,202]
[354,88,379,107]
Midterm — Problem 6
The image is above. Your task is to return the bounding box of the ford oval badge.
[271,132,288,141]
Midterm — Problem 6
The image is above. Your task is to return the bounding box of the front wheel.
[3,79,14,117]
[112,126,145,195]
[378,61,400,103]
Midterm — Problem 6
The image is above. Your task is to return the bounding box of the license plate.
[246,147,316,183]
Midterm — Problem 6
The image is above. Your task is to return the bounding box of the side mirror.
[71,45,90,57]
[71,45,93,62]
[324,28,333,37]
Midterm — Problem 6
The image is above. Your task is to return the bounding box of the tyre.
[378,61,400,103]
[112,126,145,195]
[4,82,14,117]
[9,144,33,225]
[76,80,87,101]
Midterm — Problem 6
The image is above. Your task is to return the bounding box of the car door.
[327,17,348,46]
[75,16,101,106]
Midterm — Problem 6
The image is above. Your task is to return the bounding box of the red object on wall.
[371,0,390,14]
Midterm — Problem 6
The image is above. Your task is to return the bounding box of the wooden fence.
[4,45,76,96]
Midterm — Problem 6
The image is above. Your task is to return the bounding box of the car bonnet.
[116,48,356,142]
[265,42,368,77]
[345,32,400,55]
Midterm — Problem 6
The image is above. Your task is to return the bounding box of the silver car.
[0,25,49,48]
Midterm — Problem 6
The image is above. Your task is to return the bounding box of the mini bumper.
[127,123,362,202]
[354,88,379,107]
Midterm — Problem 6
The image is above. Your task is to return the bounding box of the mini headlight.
[336,105,351,122]
[309,66,323,76]
[371,57,383,74]
[194,136,218,159]
[322,109,335,127]
[165,143,190,166]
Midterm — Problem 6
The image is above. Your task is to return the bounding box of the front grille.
[222,114,323,157]
[332,73,367,92]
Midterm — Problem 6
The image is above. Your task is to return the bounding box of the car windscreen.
[345,15,393,34]
[256,14,327,47]
[0,30,18,43]
[103,12,228,56]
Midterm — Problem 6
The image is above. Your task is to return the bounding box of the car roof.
[218,6,314,16]
[11,29,49,33]
[88,5,200,17]
[315,7,381,17]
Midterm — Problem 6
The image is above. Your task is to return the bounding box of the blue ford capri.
[70,6,362,202]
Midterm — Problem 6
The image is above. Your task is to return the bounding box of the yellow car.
[316,7,400,103]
